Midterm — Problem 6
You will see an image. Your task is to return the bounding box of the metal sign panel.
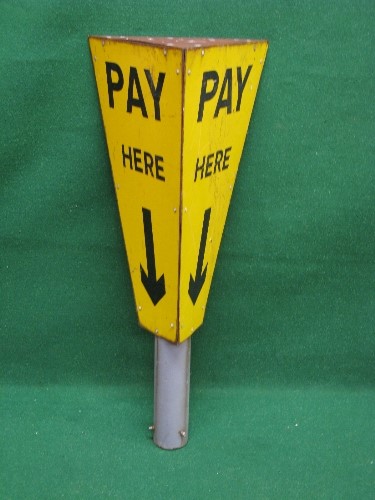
[89,37,268,342]
[179,41,268,341]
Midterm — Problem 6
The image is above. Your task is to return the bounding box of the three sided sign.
[89,36,268,342]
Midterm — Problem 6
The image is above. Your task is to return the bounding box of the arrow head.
[140,265,166,306]
[188,264,207,305]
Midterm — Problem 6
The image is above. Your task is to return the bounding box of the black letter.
[133,148,143,172]
[223,147,231,170]
[194,156,206,182]
[155,155,165,182]
[197,71,219,122]
[214,68,232,118]
[205,153,214,177]
[145,70,165,121]
[144,151,154,177]
[122,145,133,169]
[106,62,124,108]
[236,65,252,111]
[214,150,223,174]
[127,67,148,118]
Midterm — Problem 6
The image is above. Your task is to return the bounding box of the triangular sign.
[89,36,268,342]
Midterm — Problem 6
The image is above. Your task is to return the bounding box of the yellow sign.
[89,36,268,342]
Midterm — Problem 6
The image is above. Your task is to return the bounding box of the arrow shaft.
[141,208,166,305]
[189,208,211,304]
[195,208,211,276]
[142,208,156,278]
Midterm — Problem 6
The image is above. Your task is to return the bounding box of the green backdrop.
[1,1,374,498]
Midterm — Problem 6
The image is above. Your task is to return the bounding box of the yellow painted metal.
[89,37,183,341]
[89,37,268,342]
[179,41,268,341]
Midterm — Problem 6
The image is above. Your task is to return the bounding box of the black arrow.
[140,208,166,305]
[189,208,211,304]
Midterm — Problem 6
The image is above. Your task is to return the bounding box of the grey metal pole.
[152,336,191,450]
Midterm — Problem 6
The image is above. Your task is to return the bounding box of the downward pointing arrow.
[189,208,211,305]
[140,208,166,305]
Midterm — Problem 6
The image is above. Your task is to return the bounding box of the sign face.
[89,36,268,342]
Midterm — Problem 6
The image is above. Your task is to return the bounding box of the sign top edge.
[88,35,268,49]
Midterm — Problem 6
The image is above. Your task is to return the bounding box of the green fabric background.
[1,1,374,498]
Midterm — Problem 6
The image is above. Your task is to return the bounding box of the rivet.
[188,69,191,75]
[149,425,155,431]
[101,40,105,46]
[138,305,142,311]
[173,207,177,213]
[201,49,205,56]
[155,329,159,334]
[184,207,188,212]
[163,49,167,56]
[176,68,180,75]
[180,430,186,438]
[94,56,97,62]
